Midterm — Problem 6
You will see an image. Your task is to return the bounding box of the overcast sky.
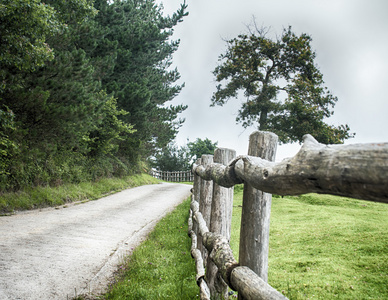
[157,0,388,161]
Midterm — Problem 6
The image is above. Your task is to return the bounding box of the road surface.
[0,182,191,299]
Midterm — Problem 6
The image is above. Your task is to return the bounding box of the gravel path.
[0,182,191,300]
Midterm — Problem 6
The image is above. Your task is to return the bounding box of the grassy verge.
[101,197,199,300]
[0,173,160,214]
[231,185,388,299]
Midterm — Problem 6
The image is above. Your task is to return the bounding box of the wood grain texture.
[239,131,278,284]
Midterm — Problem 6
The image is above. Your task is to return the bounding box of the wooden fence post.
[206,148,236,299]
[198,154,214,266]
[239,131,278,288]
[193,158,202,236]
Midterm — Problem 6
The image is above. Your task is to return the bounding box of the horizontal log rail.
[192,134,388,203]
[188,196,287,300]
[189,131,387,300]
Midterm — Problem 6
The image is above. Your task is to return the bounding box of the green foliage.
[187,137,218,161]
[0,0,96,92]
[212,25,354,144]
[0,0,59,72]
[88,94,136,158]
[0,0,187,190]
[151,142,191,171]
[0,106,18,177]
[89,0,189,158]
[150,137,218,171]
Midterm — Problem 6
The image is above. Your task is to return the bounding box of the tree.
[187,138,218,161]
[0,0,188,189]
[0,0,96,90]
[151,142,190,171]
[0,106,18,177]
[89,0,188,159]
[211,26,354,144]
[151,137,218,171]
[0,0,100,188]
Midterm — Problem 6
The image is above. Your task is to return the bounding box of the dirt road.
[0,182,191,300]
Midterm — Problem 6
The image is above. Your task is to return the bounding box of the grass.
[101,197,199,300]
[18,176,383,299]
[0,173,160,214]
[230,185,388,299]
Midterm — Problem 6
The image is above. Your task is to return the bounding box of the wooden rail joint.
[202,232,240,288]
[192,134,388,203]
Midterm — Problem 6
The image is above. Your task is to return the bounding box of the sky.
[157,0,388,161]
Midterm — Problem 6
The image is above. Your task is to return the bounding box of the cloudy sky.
[157,0,388,161]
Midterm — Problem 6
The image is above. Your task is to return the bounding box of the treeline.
[0,0,188,191]
[151,138,218,172]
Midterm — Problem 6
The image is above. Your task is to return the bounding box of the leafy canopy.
[212,26,354,144]
[0,0,188,190]
[91,0,189,157]
[187,138,218,162]
[151,137,218,171]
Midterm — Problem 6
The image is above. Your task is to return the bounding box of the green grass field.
[74,183,387,300]
[231,185,388,299]
[102,197,198,300]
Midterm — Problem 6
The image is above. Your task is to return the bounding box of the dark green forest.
[0,0,188,191]
[0,1,355,192]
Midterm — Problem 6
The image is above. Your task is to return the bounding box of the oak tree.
[212,26,354,144]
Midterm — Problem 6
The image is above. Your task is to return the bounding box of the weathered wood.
[188,209,193,233]
[210,148,237,240]
[190,237,205,282]
[193,158,202,200]
[193,160,201,236]
[189,203,211,300]
[202,232,239,287]
[193,134,388,203]
[194,228,288,300]
[230,266,288,300]
[206,148,236,299]
[191,197,209,236]
[199,155,214,266]
[190,245,211,300]
[199,155,214,227]
[192,160,243,187]
[199,278,211,300]
[234,134,388,203]
[192,207,209,237]
[239,131,278,286]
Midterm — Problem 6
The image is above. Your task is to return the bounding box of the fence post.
[193,158,202,236]
[206,148,236,299]
[198,154,214,266]
[239,131,278,289]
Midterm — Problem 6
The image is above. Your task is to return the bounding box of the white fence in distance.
[150,169,194,182]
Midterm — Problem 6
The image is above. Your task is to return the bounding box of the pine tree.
[89,0,188,159]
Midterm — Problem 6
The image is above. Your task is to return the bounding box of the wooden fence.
[188,131,388,300]
[150,169,194,182]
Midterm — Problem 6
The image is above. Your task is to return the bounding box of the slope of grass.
[70,182,386,300]
[0,173,159,214]
[102,197,199,300]
[231,186,388,299]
